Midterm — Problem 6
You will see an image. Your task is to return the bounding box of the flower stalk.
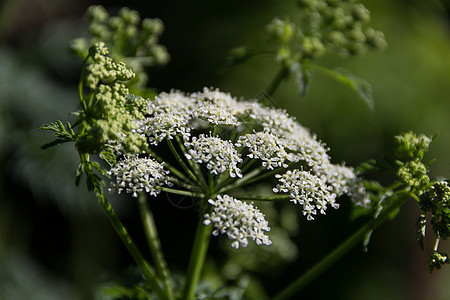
[96,190,168,299]
[182,200,213,300]
[137,193,174,300]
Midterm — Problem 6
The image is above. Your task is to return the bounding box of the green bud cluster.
[76,42,148,155]
[394,131,433,162]
[394,132,433,192]
[71,5,169,89]
[296,0,387,57]
[86,43,135,89]
[397,161,430,191]
[419,181,450,240]
[428,251,449,273]
[393,132,449,273]
[416,176,450,273]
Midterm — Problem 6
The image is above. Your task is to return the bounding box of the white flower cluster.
[274,169,339,220]
[108,155,170,197]
[204,195,272,249]
[107,87,369,247]
[185,133,243,178]
[237,129,297,170]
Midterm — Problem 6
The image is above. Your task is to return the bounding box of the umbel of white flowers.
[107,87,370,248]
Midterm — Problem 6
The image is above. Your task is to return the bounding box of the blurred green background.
[0,0,449,299]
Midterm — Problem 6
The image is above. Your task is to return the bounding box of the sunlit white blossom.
[184,133,243,178]
[204,194,272,249]
[236,130,297,170]
[128,87,369,225]
[136,111,191,145]
[108,155,170,197]
[274,169,339,220]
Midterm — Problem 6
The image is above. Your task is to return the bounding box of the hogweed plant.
[40,2,449,300]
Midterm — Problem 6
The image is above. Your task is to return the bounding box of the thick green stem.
[182,202,213,300]
[137,194,174,300]
[273,192,411,300]
[96,191,167,300]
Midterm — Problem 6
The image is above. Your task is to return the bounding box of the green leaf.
[40,138,71,149]
[75,163,83,186]
[223,47,255,69]
[100,147,117,168]
[356,159,378,173]
[333,68,374,110]
[40,120,75,139]
[314,66,374,110]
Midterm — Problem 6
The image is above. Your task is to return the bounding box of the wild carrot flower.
[108,155,171,197]
[106,86,369,247]
[204,195,272,249]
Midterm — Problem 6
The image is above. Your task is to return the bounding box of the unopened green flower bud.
[301,36,326,58]
[397,160,430,190]
[352,3,370,23]
[348,42,367,55]
[125,25,138,38]
[327,31,347,47]
[328,8,352,29]
[267,18,295,44]
[87,5,109,23]
[326,0,340,8]
[142,18,164,35]
[298,0,325,10]
[70,38,89,57]
[347,25,366,42]
[89,23,110,40]
[151,45,170,65]
[365,28,388,51]
[109,16,124,31]
[119,7,140,25]
[395,132,432,161]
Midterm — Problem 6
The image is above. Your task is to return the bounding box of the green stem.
[175,135,208,188]
[148,148,188,182]
[182,201,213,300]
[434,238,440,251]
[273,192,411,300]
[96,191,168,300]
[137,194,174,300]
[220,167,283,194]
[78,55,90,110]
[235,194,291,202]
[167,139,204,188]
[161,186,204,198]
[264,66,290,99]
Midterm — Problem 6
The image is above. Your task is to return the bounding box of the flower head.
[274,169,339,220]
[204,195,272,249]
[108,155,171,197]
[185,133,243,178]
